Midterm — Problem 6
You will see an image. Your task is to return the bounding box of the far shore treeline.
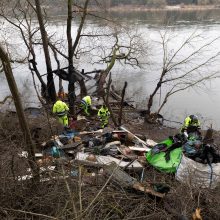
[47,0,220,6]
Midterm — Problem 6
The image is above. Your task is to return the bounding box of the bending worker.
[80,95,92,116]
[98,105,110,128]
[52,98,69,126]
[181,114,201,137]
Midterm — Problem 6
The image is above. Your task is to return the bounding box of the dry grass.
[0,113,220,220]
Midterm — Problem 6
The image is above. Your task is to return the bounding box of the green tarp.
[146,138,183,173]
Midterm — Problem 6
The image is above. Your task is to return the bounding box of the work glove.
[183,131,188,139]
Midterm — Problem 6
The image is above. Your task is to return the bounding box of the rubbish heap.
[29,123,166,198]
[17,92,220,197]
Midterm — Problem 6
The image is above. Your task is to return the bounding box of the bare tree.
[145,30,220,122]
[0,0,49,100]
[0,44,39,183]
[66,0,90,115]
[0,0,146,114]
[89,27,146,97]
[34,0,56,102]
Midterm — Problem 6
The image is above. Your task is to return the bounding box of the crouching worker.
[52,98,69,126]
[80,95,92,116]
[181,114,201,138]
[98,105,110,128]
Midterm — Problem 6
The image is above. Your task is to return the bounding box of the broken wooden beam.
[75,152,143,170]
[104,162,165,198]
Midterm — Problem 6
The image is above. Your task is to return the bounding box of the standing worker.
[80,95,92,116]
[52,98,69,126]
[98,105,110,128]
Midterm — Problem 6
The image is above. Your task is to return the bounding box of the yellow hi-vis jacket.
[52,100,69,117]
[181,116,200,131]
[98,106,110,119]
[98,106,110,128]
[81,96,91,106]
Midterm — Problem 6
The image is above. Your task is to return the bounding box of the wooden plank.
[129,147,149,152]
[75,152,143,170]
[104,162,165,198]
[120,126,151,151]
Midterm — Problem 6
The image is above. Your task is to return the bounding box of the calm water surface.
[1,9,220,129]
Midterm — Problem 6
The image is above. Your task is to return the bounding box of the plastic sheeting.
[176,154,220,189]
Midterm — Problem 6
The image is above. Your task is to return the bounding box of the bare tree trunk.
[97,48,117,97]
[29,59,47,98]
[104,73,118,127]
[104,0,112,9]
[79,69,87,98]
[146,68,166,119]
[118,81,127,126]
[97,70,108,97]
[67,0,76,116]
[72,0,89,99]
[72,0,90,54]
[0,45,39,183]
[34,0,56,102]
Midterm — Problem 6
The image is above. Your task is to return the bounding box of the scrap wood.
[132,182,165,198]
[104,162,165,198]
[79,129,103,135]
[120,126,151,151]
[58,142,82,150]
[75,152,143,169]
[79,129,126,137]
[103,141,121,149]
[128,146,149,152]
[117,145,138,160]
[122,158,137,170]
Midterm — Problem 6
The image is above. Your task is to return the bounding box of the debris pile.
[19,123,167,198]
[1,88,220,219]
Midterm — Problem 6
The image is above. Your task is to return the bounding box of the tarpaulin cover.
[146,138,182,173]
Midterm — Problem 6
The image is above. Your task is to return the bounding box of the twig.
[78,165,83,216]
[1,207,57,220]
[78,163,121,219]
[61,165,78,219]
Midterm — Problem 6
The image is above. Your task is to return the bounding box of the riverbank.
[0,109,220,219]
[106,4,219,12]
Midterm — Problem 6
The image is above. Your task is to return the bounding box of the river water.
[1,9,220,129]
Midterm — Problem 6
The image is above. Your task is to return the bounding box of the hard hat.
[190,115,198,123]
